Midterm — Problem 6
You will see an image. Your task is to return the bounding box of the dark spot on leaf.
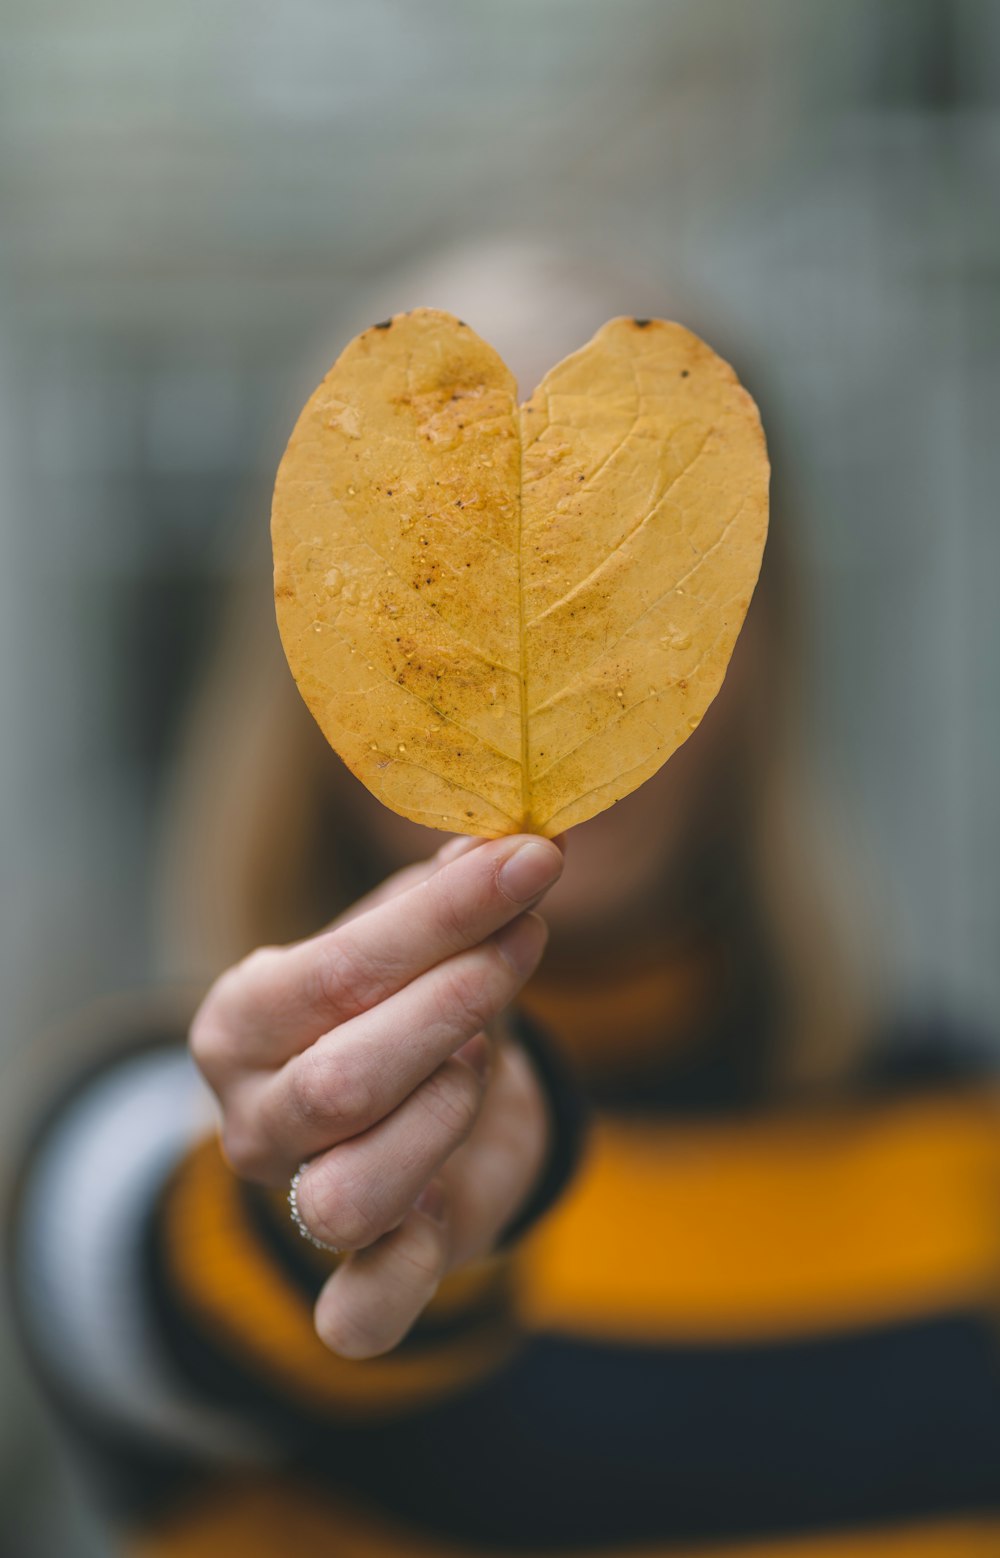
[680,369,690,378]
[374,319,392,330]
[634,318,652,328]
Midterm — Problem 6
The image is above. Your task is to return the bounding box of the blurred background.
[0,0,997,1550]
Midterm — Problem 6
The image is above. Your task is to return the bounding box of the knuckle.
[435,962,496,1037]
[428,878,473,953]
[418,1061,482,1141]
[235,946,285,1013]
[239,944,284,984]
[306,932,380,1018]
[219,1121,275,1184]
[209,945,286,1032]
[189,1011,247,1085]
[287,1047,373,1138]
[301,1162,380,1251]
[188,1008,221,1073]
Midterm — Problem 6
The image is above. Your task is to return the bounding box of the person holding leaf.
[10,254,1000,1557]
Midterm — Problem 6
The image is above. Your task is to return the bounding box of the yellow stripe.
[518,1090,1000,1341]
[160,1138,515,1416]
[131,1480,1000,1558]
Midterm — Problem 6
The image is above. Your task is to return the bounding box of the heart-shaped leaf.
[272,309,768,836]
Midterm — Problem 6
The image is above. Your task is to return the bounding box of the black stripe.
[141,1171,1000,1554]
[306,1312,1000,1549]
[576,1002,1000,1119]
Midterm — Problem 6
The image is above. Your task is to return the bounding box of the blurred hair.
[154,239,878,1092]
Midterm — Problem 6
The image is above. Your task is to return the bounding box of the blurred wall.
[0,1,998,1548]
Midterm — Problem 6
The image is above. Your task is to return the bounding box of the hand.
[189,833,564,1359]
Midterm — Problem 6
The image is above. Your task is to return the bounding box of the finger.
[259,833,559,1040]
[313,1183,451,1359]
[290,1048,488,1250]
[244,916,543,1174]
[191,834,487,1085]
[439,1033,550,1268]
[199,834,562,1071]
[327,835,483,930]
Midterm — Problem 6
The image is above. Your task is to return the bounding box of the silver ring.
[288,1162,342,1253]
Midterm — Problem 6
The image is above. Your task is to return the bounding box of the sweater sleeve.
[9,1009,587,1462]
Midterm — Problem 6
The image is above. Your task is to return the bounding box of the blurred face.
[349,603,767,944]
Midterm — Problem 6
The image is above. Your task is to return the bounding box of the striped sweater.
[9,945,1000,1557]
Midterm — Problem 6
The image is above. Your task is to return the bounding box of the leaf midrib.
[515,398,530,831]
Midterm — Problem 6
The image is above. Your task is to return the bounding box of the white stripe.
[16,1047,270,1461]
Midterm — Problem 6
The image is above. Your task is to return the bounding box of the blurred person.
[8,244,1000,1557]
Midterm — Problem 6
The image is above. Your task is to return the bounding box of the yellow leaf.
[272,309,769,837]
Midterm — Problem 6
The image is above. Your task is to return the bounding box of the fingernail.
[494,912,548,976]
[414,1180,448,1225]
[498,840,563,904]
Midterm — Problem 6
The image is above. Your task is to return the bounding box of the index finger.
[216,834,563,1061]
[326,835,481,931]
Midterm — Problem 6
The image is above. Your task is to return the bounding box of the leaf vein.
[526,427,713,630]
[317,620,518,769]
[531,625,726,784]
[529,496,747,719]
[349,531,519,677]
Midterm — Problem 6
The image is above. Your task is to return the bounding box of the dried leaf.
[272,310,768,836]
